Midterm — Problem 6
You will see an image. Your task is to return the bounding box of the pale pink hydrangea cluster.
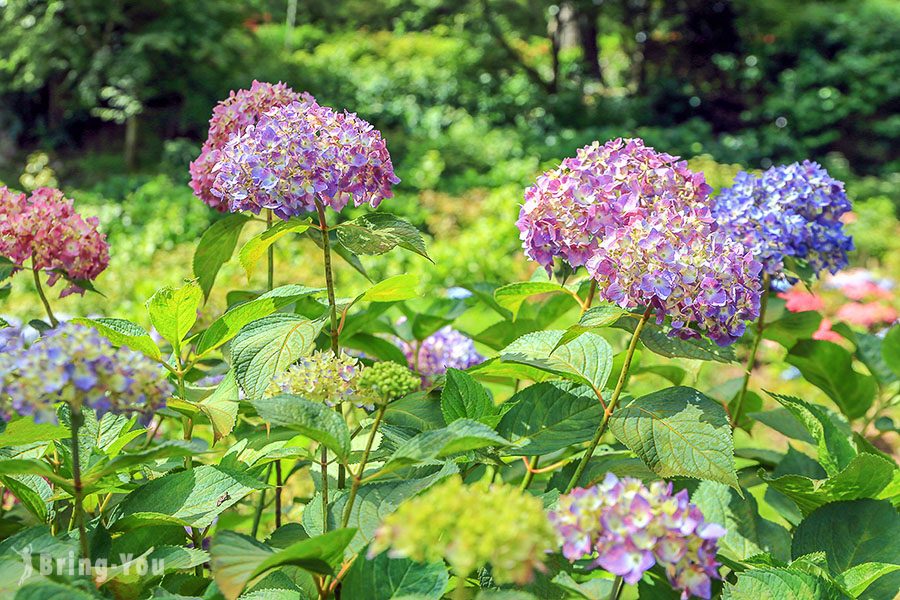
[517,138,762,345]
[210,96,399,219]
[550,474,724,599]
[189,81,306,211]
[0,186,109,296]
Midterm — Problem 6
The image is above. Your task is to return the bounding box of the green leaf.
[14,582,103,600]
[466,357,558,383]
[615,319,737,363]
[238,217,311,281]
[441,368,499,426]
[231,314,326,399]
[792,499,900,576]
[384,392,445,432]
[500,330,613,392]
[497,381,603,456]
[110,465,264,531]
[749,408,815,444]
[722,568,850,600]
[0,474,51,521]
[0,417,67,447]
[556,304,630,348]
[196,285,323,356]
[344,332,408,365]
[336,213,431,260]
[692,481,791,562]
[71,317,161,361]
[835,563,900,597]
[193,213,250,300]
[763,311,823,348]
[147,281,203,353]
[493,281,576,319]
[198,370,240,444]
[786,340,876,420]
[609,386,740,490]
[250,394,351,460]
[763,453,899,516]
[210,529,354,600]
[854,332,898,386]
[767,392,857,476]
[882,325,900,379]
[342,550,448,600]
[385,419,510,472]
[359,273,420,303]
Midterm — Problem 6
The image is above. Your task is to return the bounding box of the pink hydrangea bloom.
[0,186,109,297]
[812,318,843,343]
[777,288,825,313]
[190,81,305,211]
[835,302,898,329]
[210,97,399,219]
[517,138,762,345]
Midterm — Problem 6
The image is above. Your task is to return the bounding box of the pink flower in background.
[835,302,898,329]
[777,288,824,313]
[0,186,109,296]
[812,318,843,343]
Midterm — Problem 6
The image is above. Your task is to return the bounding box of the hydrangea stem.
[266,209,284,529]
[177,364,203,572]
[582,280,597,314]
[341,405,386,528]
[251,464,272,539]
[731,275,770,430]
[609,575,624,600]
[565,306,652,493]
[520,456,539,490]
[31,264,59,327]
[70,408,90,561]
[453,575,469,600]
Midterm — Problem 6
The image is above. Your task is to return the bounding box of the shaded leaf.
[786,340,876,420]
[493,281,576,319]
[342,549,448,600]
[250,394,351,460]
[336,213,430,260]
[238,217,311,281]
[194,213,250,300]
[441,368,499,426]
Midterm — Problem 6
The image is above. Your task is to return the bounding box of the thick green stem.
[70,409,89,561]
[453,575,469,600]
[731,275,770,429]
[341,405,386,528]
[265,209,283,529]
[565,306,653,493]
[32,265,59,327]
[608,575,624,600]
[520,456,539,490]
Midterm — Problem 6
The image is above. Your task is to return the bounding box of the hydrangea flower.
[357,361,420,404]
[550,474,724,599]
[0,186,109,297]
[189,81,304,211]
[516,138,762,345]
[268,350,376,409]
[0,323,171,422]
[713,161,853,282]
[399,326,484,386]
[370,476,556,584]
[210,97,399,219]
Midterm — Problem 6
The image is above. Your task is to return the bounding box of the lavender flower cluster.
[550,474,724,599]
[399,326,484,386]
[0,323,171,422]
[517,138,762,345]
[210,95,399,219]
[713,161,853,282]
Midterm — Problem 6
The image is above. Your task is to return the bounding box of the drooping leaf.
[384,392,445,432]
[193,213,250,300]
[500,330,613,392]
[0,474,51,521]
[384,419,510,473]
[556,304,630,348]
[853,332,898,385]
[359,273,420,303]
[71,317,161,361]
[609,386,740,490]
[250,394,351,460]
[748,408,815,444]
[441,368,499,426]
[147,281,203,353]
[198,370,240,444]
[342,549,448,600]
[497,381,603,456]
[238,217,311,281]
[336,213,430,260]
[786,340,876,420]
[493,281,576,319]
[231,314,325,399]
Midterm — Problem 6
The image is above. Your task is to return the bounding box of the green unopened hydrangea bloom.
[357,361,419,404]
[370,476,556,584]
[268,350,376,408]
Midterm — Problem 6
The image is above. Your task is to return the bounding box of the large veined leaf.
[493,281,577,319]
[384,392,445,432]
[614,319,737,363]
[441,368,500,426]
[193,213,250,300]
[835,563,900,598]
[762,453,897,516]
[692,481,791,562]
[767,392,857,476]
[238,217,311,281]
[500,330,613,392]
[336,213,431,260]
[231,314,326,399]
[786,340,876,420]
[250,394,352,460]
[146,281,203,353]
[497,381,603,456]
[110,465,263,531]
[384,419,510,472]
[14,582,103,600]
[549,448,657,490]
[722,568,850,600]
[609,386,740,490]
[0,474,51,521]
[342,549,448,600]
[556,304,630,348]
[70,317,161,360]
[195,284,323,356]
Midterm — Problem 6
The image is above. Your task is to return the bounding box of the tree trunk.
[124,115,138,171]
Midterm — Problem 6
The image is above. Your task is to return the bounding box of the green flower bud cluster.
[369,476,556,584]
[268,350,376,409]
[357,360,420,404]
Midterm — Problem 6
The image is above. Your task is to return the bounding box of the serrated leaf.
[609,386,740,490]
[343,550,448,600]
[250,394,351,460]
[723,568,850,600]
[238,217,311,281]
[441,368,499,426]
[0,474,51,521]
[384,392,445,432]
[194,213,250,300]
[196,285,323,356]
[231,314,325,399]
[359,273,419,303]
[336,213,430,260]
[748,408,815,444]
[556,304,629,348]
[835,563,900,597]
[71,317,161,360]
[497,381,603,456]
[384,419,510,473]
[614,319,736,363]
[786,340,876,420]
[493,281,576,318]
[500,330,613,392]
[147,281,203,353]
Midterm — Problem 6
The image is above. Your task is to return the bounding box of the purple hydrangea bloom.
[210,97,399,219]
[713,161,853,282]
[0,323,172,422]
[399,326,484,386]
[550,474,724,599]
[517,138,762,345]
